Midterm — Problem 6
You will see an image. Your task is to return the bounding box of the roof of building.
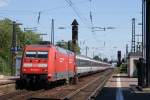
[128,52,142,57]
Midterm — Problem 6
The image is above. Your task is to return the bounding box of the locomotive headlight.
[38,64,47,67]
[23,63,32,67]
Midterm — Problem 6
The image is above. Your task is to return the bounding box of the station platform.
[96,74,150,100]
[0,75,19,85]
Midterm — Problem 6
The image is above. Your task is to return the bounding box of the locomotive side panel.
[68,51,75,78]
[55,47,72,80]
[47,47,56,81]
[55,51,66,80]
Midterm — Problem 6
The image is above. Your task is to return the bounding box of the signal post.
[71,19,79,84]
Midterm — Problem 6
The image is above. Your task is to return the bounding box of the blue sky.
[0,0,142,60]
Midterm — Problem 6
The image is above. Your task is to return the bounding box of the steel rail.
[62,69,113,100]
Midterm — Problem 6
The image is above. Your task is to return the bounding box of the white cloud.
[0,0,9,7]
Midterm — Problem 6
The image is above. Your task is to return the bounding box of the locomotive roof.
[26,44,53,48]
[25,44,54,51]
[25,44,74,55]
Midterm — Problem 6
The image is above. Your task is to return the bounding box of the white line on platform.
[116,74,124,100]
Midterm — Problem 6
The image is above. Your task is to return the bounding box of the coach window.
[76,59,80,66]
[80,59,87,66]
[94,62,97,66]
[95,62,98,66]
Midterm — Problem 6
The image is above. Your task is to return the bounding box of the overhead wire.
[88,0,107,49]
[89,0,93,25]
[64,0,102,47]
[0,0,91,27]
[0,0,89,14]
[64,0,91,27]
[37,11,41,23]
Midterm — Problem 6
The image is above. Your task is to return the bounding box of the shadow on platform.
[96,87,150,100]
[96,87,116,100]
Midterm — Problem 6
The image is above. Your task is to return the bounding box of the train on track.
[17,43,112,88]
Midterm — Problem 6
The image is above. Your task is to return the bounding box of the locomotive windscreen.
[25,51,48,58]
[37,51,48,58]
[26,51,36,58]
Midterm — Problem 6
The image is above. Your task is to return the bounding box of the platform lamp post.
[141,0,147,87]
[145,0,150,87]
[142,0,146,61]
[135,0,146,87]
[71,19,79,84]
[11,21,22,76]
[139,0,150,87]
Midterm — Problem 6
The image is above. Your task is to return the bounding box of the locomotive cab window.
[37,51,48,58]
[25,51,48,58]
[25,51,36,58]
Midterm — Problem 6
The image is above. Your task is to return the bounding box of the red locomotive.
[18,43,111,88]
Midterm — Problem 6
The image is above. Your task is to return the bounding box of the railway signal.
[72,19,78,48]
[117,50,121,66]
[72,19,79,84]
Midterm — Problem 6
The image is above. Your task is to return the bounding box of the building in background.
[127,52,142,77]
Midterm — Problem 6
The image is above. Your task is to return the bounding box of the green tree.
[93,55,102,61]
[0,18,41,75]
[55,40,68,49]
[103,57,108,62]
[18,30,41,47]
[0,18,12,61]
[55,40,81,54]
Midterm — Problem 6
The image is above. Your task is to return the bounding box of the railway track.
[30,68,114,100]
[62,69,113,100]
[0,68,114,100]
[0,81,65,100]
